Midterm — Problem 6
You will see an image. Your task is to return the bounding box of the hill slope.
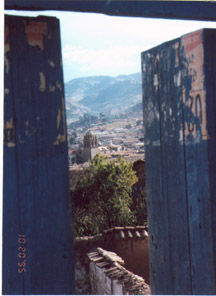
[65,73,142,122]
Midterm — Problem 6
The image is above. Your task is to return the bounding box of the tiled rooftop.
[75,226,148,242]
[103,226,148,240]
[88,247,150,295]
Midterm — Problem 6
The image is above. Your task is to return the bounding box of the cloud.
[58,11,216,80]
[62,44,144,77]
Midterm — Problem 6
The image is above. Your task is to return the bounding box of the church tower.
[82,130,99,162]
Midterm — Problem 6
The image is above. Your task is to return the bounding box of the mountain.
[64,73,142,123]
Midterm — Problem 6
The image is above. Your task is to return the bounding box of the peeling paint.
[179,127,184,144]
[5,117,14,129]
[153,74,158,90]
[5,55,10,74]
[48,59,55,68]
[39,72,46,92]
[61,97,67,138]
[57,109,61,129]
[24,124,37,137]
[174,71,181,87]
[53,134,66,145]
[53,97,67,145]
[173,41,180,66]
[7,142,16,148]
[4,117,15,147]
[4,88,9,96]
[155,110,160,121]
[49,83,56,92]
[4,25,10,53]
[152,140,160,146]
[24,21,48,51]
[147,110,154,127]
[5,25,10,73]
[56,81,62,91]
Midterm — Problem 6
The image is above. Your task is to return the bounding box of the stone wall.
[74,234,103,294]
[88,248,150,295]
[103,227,150,284]
[73,226,149,294]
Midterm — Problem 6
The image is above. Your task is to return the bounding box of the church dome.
[86,130,94,136]
[83,130,98,148]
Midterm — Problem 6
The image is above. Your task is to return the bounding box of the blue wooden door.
[3,15,74,294]
[142,29,216,294]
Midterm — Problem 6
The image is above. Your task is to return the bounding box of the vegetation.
[68,113,102,131]
[125,123,132,129]
[71,154,147,237]
[132,188,148,227]
[136,119,142,126]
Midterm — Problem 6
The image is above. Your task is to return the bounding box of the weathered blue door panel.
[142,48,172,294]
[142,29,216,294]
[158,41,192,294]
[3,15,74,294]
[142,39,191,295]
[204,30,216,291]
[181,30,216,294]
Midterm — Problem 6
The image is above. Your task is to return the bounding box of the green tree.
[132,188,148,227]
[71,154,138,236]
[136,119,142,126]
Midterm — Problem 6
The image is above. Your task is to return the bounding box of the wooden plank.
[142,29,216,294]
[3,15,74,294]
[3,22,23,294]
[142,37,192,295]
[181,29,216,294]
[4,0,216,21]
[156,39,192,294]
[142,44,173,295]
[204,29,216,291]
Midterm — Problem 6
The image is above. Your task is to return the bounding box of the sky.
[5,10,216,82]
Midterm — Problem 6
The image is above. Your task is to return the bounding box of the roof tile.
[88,247,150,295]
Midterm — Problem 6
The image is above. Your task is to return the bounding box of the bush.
[71,154,139,236]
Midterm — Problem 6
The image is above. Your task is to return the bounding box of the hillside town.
[67,115,145,168]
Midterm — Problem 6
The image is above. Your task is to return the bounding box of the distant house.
[68,149,76,164]
[109,143,122,152]
[68,149,83,165]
